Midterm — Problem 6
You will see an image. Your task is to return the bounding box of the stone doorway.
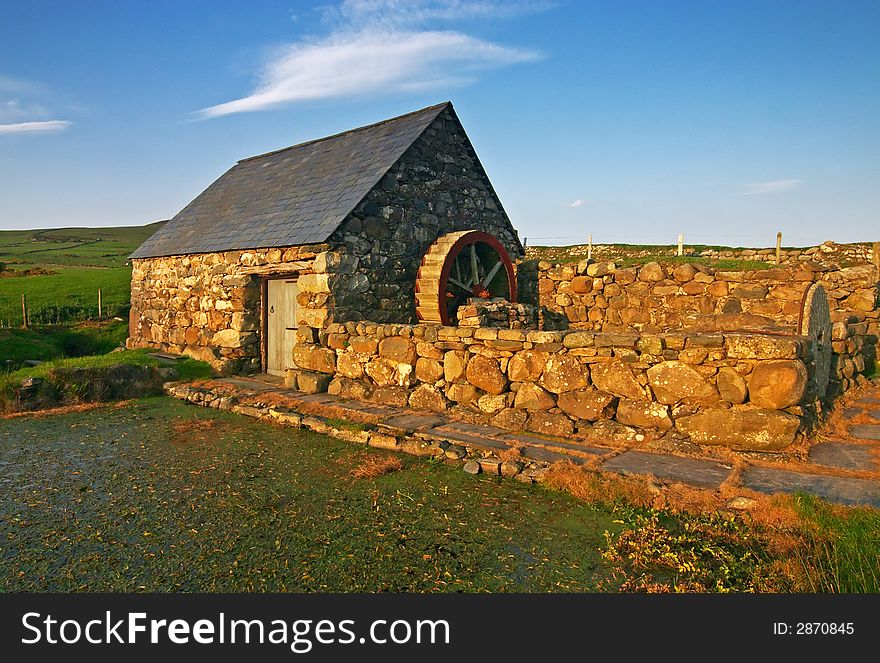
[265,277,299,376]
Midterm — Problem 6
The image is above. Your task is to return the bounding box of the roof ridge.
[237,101,451,164]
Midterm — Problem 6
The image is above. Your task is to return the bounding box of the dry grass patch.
[543,462,655,507]
[349,453,404,479]
[0,399,133,420]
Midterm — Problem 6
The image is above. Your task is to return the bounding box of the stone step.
[423,427,511,451]
[808,441,878,471]
[501,432,611,457]
[601,451,732,489]
[380,413,448,433]
[850,424,880,441]
[741,466,880,508]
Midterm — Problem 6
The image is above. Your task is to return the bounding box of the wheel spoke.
[469,244,480,287]
[481,260,504,288]
[447,276,471,292]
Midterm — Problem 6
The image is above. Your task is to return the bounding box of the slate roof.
[131,102,451,258]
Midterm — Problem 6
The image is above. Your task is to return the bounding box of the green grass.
[0,221,164,269]
[0,397,620,592]
[0,349,212,393]
[789,494,880,592]
[0,319,129,364]
[0,265,132,325]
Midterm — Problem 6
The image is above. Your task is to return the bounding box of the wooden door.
[266,278,298,376]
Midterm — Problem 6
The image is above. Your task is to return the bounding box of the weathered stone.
[527,411,575,437]
[557,388,616,421]
[647,361,718,405]
[616,399,673,429]
[513,383,556,410]
[843,289,877,312]
[639,262,665,282]
[507,349,549,381]
[491,408,529,430]
[211,328,241,348]
[725,334,801,359]
[731,283,769,299]
[443,350,468,382]
[408,384,449,412]
[676,406,801,450]
[445,445,467,460]
[415,357,444,383]
[672,263,697,282]
[589,361,645,400]
[378,336,416,363]
[537,355,589,394]
[416,341,443,359]
[371,385,409,406]
[447,382,479,404]
[716,367,748,404]
[293,345,337,373]
[463,460,481,474]
[748,360,808,409]
[466,354,508,394]
[327,377,373,400]
[586,261,614,277]
[365,357,413,387]
[570,275,593,293]
[349,336,378,355]
[296,371,332,394]
[477,393,512,414]
[500,460,525,477]
[336,352,365,379]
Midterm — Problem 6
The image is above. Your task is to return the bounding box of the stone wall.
[289,323,829,451]
[127,245,324,373]
[532,260,879,394]
[326,105,522,324]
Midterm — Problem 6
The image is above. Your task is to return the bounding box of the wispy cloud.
[566,199,586,208]
[0,74,41,94]
[197,0,545,118]
[0,120,72,135]
[739,179,802,196]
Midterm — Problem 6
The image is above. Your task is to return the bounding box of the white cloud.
[0,120,72,135]
[566,199,586,208]
[739,179,802,196]
[197,0,544,118]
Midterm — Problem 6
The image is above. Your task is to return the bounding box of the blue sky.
[1,0,878,246]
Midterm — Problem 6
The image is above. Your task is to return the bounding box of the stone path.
[191,375,880,509]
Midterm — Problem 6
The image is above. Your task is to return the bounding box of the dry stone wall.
[532,260,879,396]
[290,322,827,451]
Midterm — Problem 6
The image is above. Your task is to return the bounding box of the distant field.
[0,221,165,269]
[0,222,163,326]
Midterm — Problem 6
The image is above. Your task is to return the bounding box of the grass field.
[0,221,165,269]
[0,222,164,326]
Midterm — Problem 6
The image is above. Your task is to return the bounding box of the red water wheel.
[415,230,517,325]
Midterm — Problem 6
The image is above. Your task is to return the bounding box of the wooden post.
[21,293,28,328]
[98,288,102,318]
[677,233,684,257]
[775,232,782,265]
[587,234,593,261]
[523,237,528,248]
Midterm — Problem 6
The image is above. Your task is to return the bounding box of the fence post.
[587,234,593,261]
[98,288,103,319]
[21,293,28,328]
[677,233,684,257]
[775,232,782,265]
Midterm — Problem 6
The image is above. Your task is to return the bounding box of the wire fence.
[0,289,130,328]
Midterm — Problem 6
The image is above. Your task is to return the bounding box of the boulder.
[616,399,672,429]
[336,352,365,379]
[212,328,242,348]
[365,357,413,387]
[415,357,443,383]
[527,411,575,438]
[491,408,529,430]
[638,262,665,282]
[443,350,468,382]
[557,388,616,421]
[538,355,589,394]
[507,350,548,382]
[466,354,508,395]
[292,345,337,374]
[447,383,479,404]
[676,406,801,450]
[748,360,808,409]
[349,336,378,355]
[672,263,697,282]
[513,383,556,410]
[408,384,449,412]
[296,371,332,394]
[570,276,593,293]
[327,377,373,400]
[378,336,417,363]
[716,367,748,404]
[587,261,615,277]
[477,393,512,414]
[646,361,718,404]
[371,385,409,406]
[590,361,645,400]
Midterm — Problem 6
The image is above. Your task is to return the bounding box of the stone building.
[128,102,523,374]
